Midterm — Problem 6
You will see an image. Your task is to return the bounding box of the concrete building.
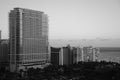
[76,47,83,62]
[0,39,9,69]
[72,47,77,64]
[59,45,72,66]
[51,46,87,66]
[50,45,99,66]
[9,8,49,72]
[51,46,82,65]
[83,46,98,62]
[72,47,85,64]
[51,47,61,65]
[93,48,99,61]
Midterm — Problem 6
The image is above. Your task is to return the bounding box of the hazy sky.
[0,0,120,39]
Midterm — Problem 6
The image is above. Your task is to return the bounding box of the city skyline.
[0,0,120,40]
[0,1,120,78]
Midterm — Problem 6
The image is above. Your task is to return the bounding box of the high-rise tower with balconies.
[9,8,49,72]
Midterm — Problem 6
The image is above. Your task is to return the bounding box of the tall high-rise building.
[9,8,49,72]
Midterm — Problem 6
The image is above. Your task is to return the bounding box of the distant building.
[83,46,92,61]
[51,46,82,65]
[51,45,99,66]
[59,45,73,66]
[0,39,9,69]
[72,47,83,64]
[75,47,83,63]
[9,8,49,72]
[60,46,69,65]
[83,46,98,62]
[72,47,77,64]
[51,47,61,65]
[93,48,99,61]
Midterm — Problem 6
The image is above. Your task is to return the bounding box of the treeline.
[0,61,120,80]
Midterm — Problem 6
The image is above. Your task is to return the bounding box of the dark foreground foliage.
[0,61,120,80]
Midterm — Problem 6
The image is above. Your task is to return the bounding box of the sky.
[0,0,120,40]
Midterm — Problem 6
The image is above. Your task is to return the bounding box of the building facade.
[83,46,98,62]
[59,45,72,66]
[51,47,61,65]
[9,8,49,72]
[72,47,83,63]
[0,39,9,69]
[72,47,77,64]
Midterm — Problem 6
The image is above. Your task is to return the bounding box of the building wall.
[59,48,63,65]
[9,8,49,72]
[62,47,69,65]
[0,40,9,69]
[60,45,72,66]
[72,47,77,64]
[50,46,99,66]
[77,47,83,62]
[83,46,94,62]
[51,47,60,65]
[93,48,99,61]
[50,46,73,66]
[72,47,85,64]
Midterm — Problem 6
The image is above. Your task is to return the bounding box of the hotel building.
[9,8,49,72]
